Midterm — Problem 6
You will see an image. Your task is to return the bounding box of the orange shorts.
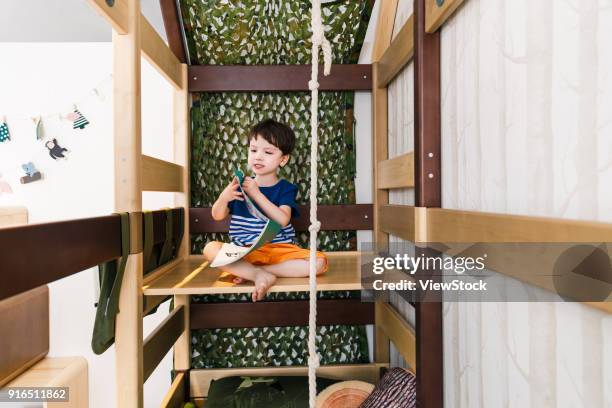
[243,243,328,274]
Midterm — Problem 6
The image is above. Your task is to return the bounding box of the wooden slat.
[173,296,190,372]
[431,240,612,311]
[415,7,441,207]
[143,258,183,287]
[427,208,612,243]
[142,155,184,192]
[113,0,143,405]
[379,205,414,240]
[376,302,416,370]
[159,0,187,63]
[414,0,444,405]
[0,286,49,387]
[116,254,144,407]
[426,208,612,314]
[0,216,122,301]
[373,0,400,62]
[140,15,183,89]
[372,64,389,247]
[377,152,415,189]
[378,205,427,242]
[425,0,466,33]
[143,305,185,381]
[173,64,191,259]
[374,304,389,366]
[87,0,129,34]
[143,295,169,316]
[190,299,374,329]
[143,253,362,296]
[88,1,183,87]
[190,364,388,398]
[377,15,414,87]
[0,206,28,228]
[189,204,372,234]
[371,0,398,365]
[160,372,186,408]
[7,357,89,408]
[188,64,372,92]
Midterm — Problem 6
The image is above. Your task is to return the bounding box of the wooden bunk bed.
[2,0,612,407]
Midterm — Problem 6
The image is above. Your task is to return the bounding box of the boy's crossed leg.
[203,241,326,302]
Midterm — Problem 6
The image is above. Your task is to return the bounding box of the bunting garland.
[0,74,110,194]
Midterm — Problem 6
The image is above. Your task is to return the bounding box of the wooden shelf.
[7,357,88,408]
[143,252,363,296]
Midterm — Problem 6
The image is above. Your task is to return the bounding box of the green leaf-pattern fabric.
[180,0,372,369]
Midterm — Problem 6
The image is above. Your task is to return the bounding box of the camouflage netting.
[180,0,372,368]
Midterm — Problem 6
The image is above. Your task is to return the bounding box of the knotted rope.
[307,1,332,406]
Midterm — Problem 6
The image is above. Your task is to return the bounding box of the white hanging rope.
[308,1,332,407]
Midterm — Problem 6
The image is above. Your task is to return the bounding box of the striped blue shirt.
[228,179,299,246]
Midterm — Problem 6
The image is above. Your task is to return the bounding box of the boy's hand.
[220,177,243,203]
[242,177,261,198]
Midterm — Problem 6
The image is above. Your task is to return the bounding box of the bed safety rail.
[0,214,125,302]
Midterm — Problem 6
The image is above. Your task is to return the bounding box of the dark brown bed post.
[414,0,444,406]
[160,0,188,63]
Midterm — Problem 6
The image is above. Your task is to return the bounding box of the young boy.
[203,119,328,302]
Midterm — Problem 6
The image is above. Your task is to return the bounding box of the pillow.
[316,380,375,408]
[359,367,416,408]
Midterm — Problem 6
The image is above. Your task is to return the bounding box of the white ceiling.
[0,0,168,42]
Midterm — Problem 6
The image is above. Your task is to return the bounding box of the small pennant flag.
[33,116,45,140]
[0,120,10,143]
[0,178,13,195]
[71,108,90,130]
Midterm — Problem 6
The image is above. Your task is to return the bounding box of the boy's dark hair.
[249,119,296,155]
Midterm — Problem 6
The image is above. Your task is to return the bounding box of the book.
[210,169,282,267]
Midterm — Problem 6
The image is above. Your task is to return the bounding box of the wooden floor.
[143,252,363,295]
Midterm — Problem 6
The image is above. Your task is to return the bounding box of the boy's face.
[248,135,289,176]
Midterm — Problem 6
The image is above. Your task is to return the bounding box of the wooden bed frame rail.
[190,204,373,234]
[0,215,123,302]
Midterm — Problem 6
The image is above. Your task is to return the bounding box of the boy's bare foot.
[252,269,276,302]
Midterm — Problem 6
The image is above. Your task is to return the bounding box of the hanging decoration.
[0,75,109,142]
[33,116,46,141]
[0,118,10,143]
[45,138,68,160]
[20,162,42,184]
[0,173,12,195]
[66,106,90,130]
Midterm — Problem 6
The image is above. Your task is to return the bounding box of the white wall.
[369,1,612,404]
[440,0,612,407]
[0,0,166,42]
[0,43,175,408]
